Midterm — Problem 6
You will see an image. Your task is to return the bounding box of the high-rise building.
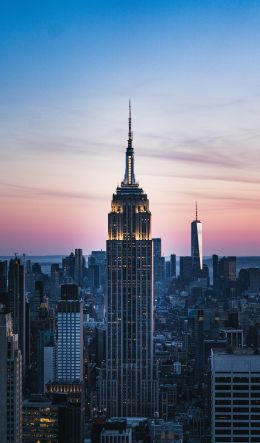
[219,256,236,282]
[50,263,61,302]
[179,256,192,283]
[212,255,237,297]
[29,297,55,394]
[153,238,165,282]
[211,348,260,442]
[8,257,27,370]
[170,254,176,279]
[191,203,203,279]
[56,284,83,382]
[0,259,8,292]
[62,252,75,282]
[74,248,84,287]
[0,296,22,443]
[88,250,106,288]
[101,103,157,417]
[46,382,85,443]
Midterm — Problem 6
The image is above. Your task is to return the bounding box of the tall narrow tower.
[101,103,157,417]
[8,258,26,371]
[191,202,203,279]
[0,296,22,443]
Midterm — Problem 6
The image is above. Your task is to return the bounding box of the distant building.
[212,255,237,297]
[88,250,106,288]
[179,256,192,283]
[153,238,165,282]
[211,348,260,442]
[248,268,260,293]
[170,254,176,278]
[0,259,8,292]
[191,203,203,279]
[62,252,75,282]
[50,263,60,302]
[219,256,236,282]
[74,248,84,287]
[0,298,22,443]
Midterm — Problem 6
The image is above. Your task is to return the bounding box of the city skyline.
[1,1,260,255]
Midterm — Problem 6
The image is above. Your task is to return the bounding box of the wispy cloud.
[140,147,239,168]
[0,181,106,202]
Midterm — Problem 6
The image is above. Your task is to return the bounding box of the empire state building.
[100,103,158,417]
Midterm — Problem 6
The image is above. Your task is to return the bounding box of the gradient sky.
[1,0,260,255]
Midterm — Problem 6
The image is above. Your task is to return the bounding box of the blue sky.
[1,0,260,255]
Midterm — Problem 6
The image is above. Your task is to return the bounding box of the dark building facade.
[0,299,22,443]
[8,257,27,371]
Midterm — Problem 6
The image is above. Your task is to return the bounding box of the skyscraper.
[170,254,176,279]
[0,259,8,292]
[8,257,26,371]
[191,202,203,279]
[0,295,22,443]
[56,284,83,382]
[101,103,157,417]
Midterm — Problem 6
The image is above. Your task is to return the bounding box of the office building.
[211,348,260,442]
[22,398,59,442]
[56,284,83,382]
[219,256,236,282]
[8,257,27,370]
[153,238,165,282]
[74,248,84,287]
[170,254,176,278]
[179,256,192,283]
[100,103,157,417]
[0,297,22,443]
[191,203,203,279]
[46,381,85,443]
[0,259,8,292]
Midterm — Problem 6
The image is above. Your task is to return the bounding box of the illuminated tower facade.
[101,103,157,417]
[191,203,203,279]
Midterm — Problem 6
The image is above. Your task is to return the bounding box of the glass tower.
[191,203,203,279]
[56,284,83,382]
[101,103,157,417]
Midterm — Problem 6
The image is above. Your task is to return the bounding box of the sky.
[1,0,260,256]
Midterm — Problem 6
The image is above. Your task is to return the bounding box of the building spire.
[128,99,133,147]
[196,201,198,221]
[122,100,137,186]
